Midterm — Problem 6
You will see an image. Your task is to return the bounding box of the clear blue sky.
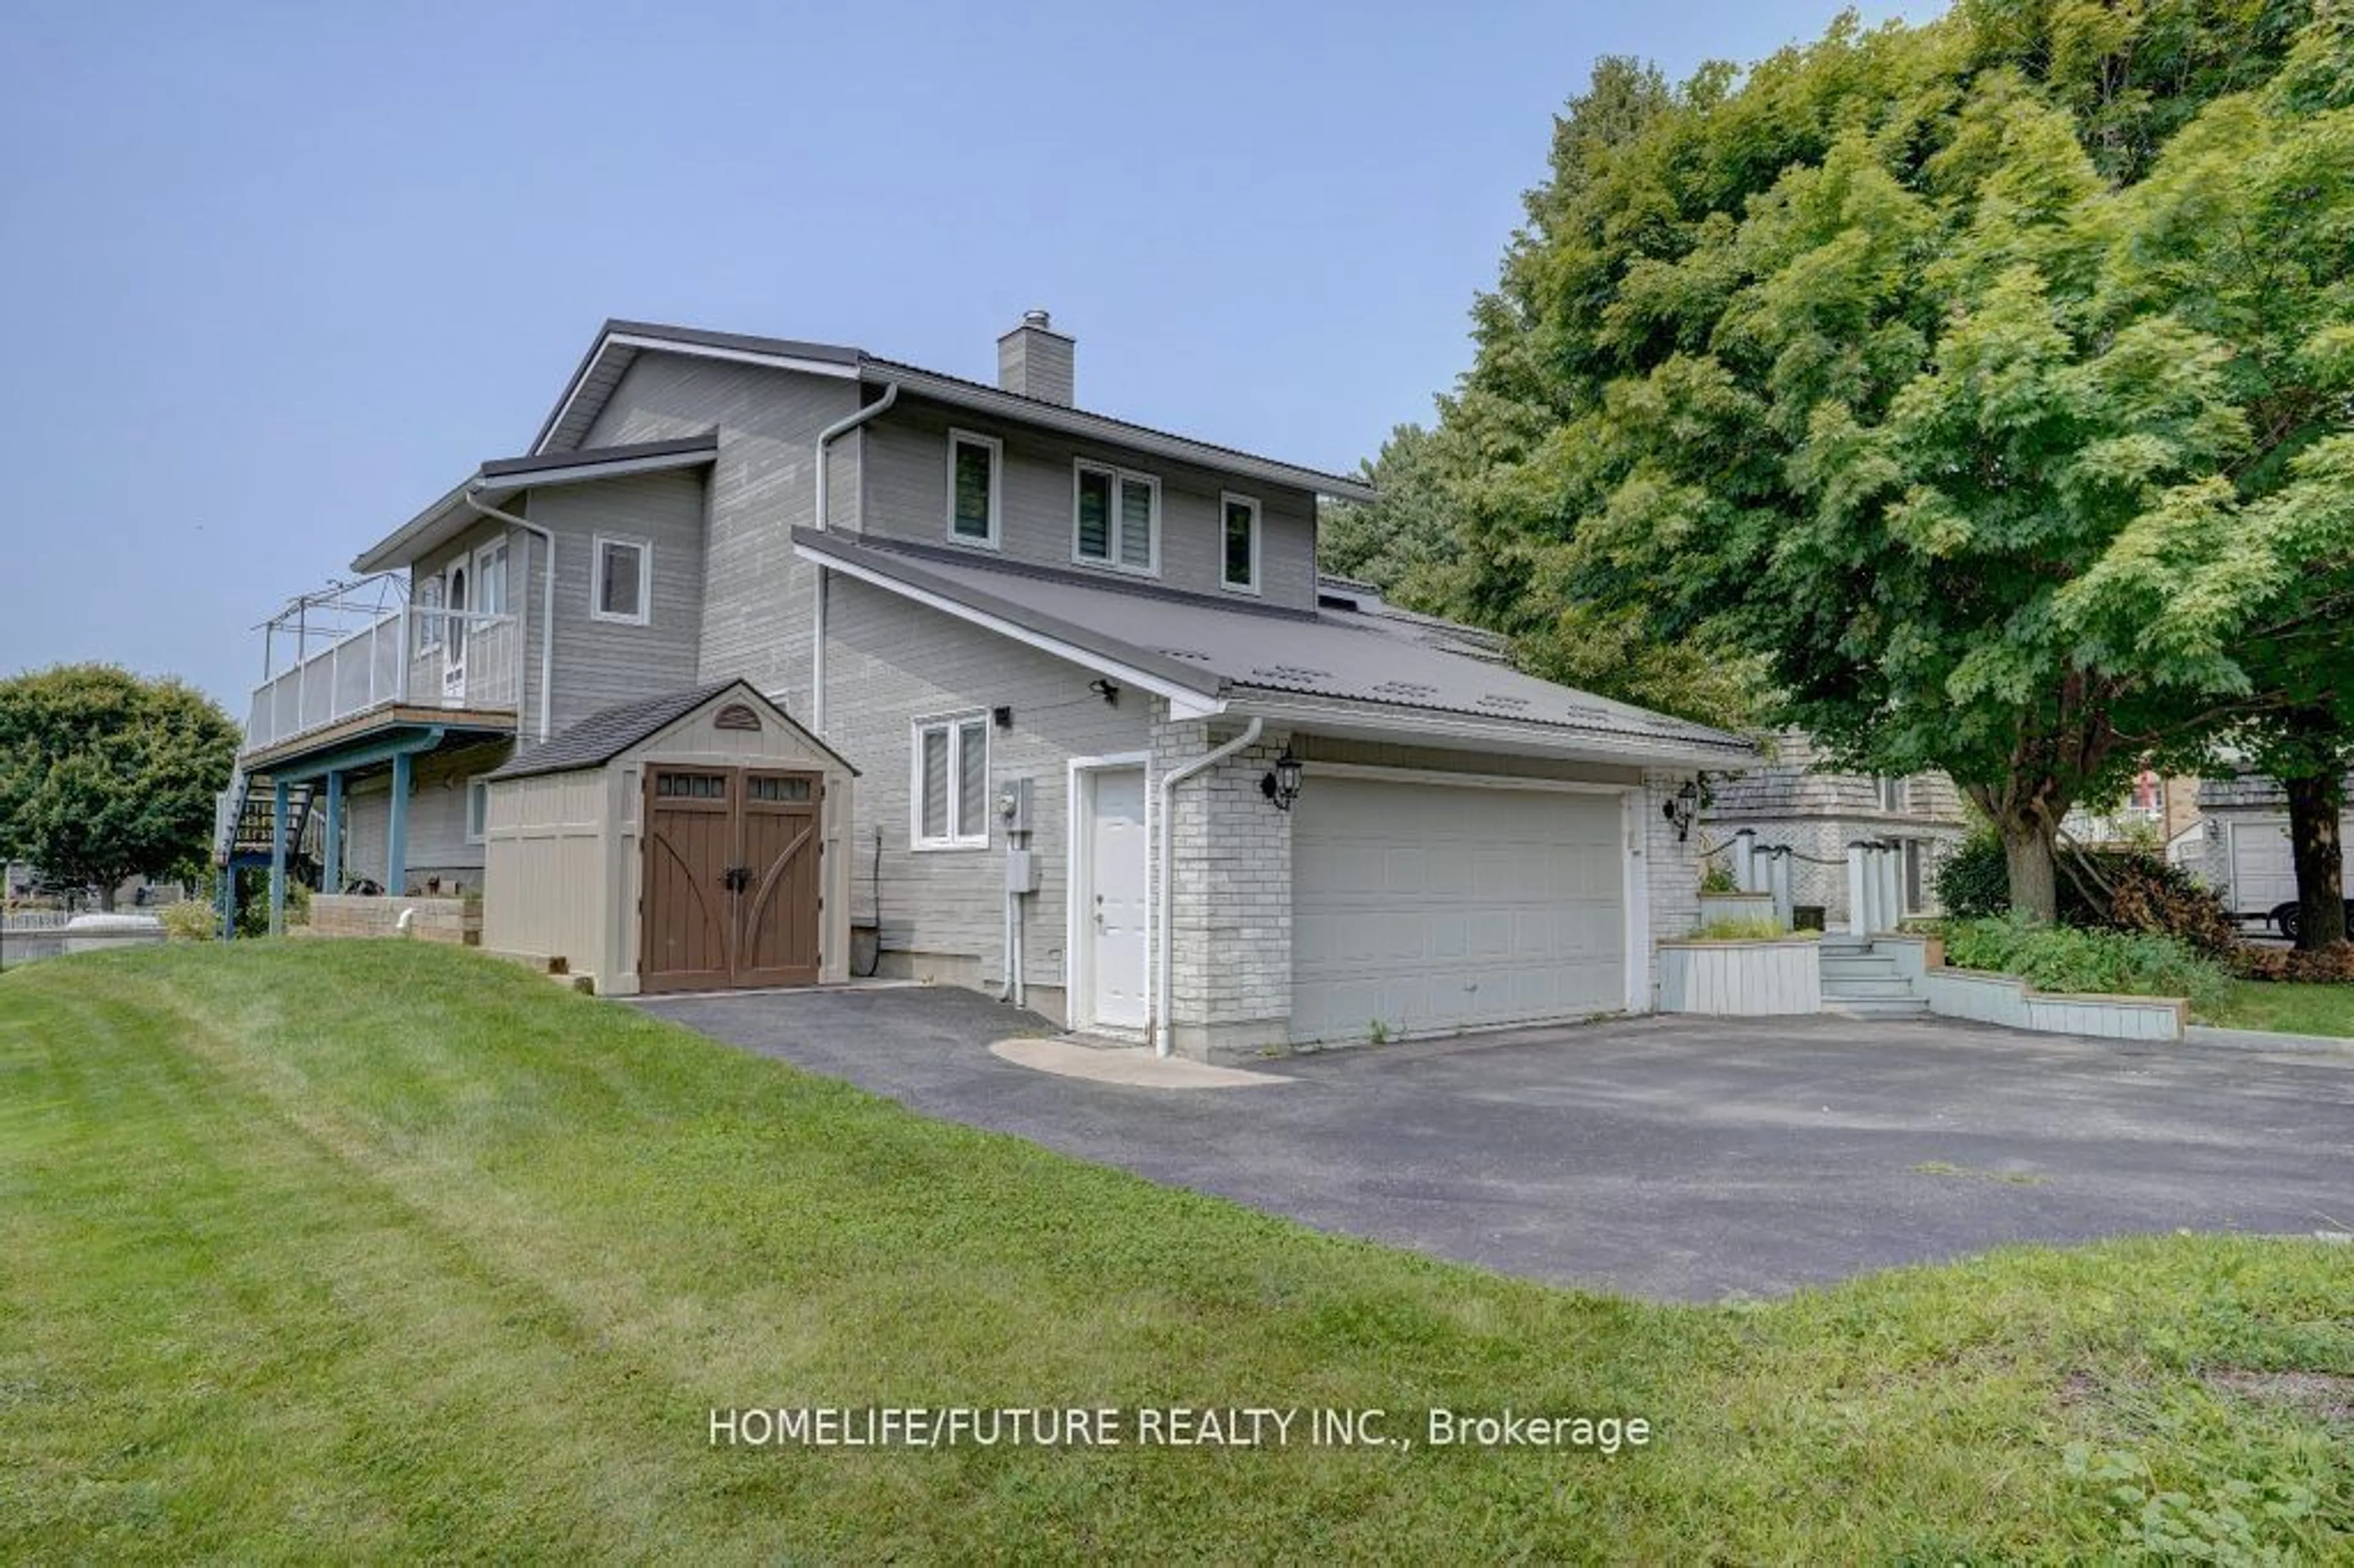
[0,0,1930,711]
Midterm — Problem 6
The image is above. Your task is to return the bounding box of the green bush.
[158,899,220,942]
[1935,831,2010,918]
[1939,913,2229,1013]
[1688,918,1810,941]
[1699,862,1739,894]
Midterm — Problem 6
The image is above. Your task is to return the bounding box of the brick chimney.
[996,309,1075,406]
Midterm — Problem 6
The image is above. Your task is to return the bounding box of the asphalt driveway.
[636,987,2354,1302]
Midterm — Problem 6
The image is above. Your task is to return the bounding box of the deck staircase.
[212,765,319,869]
[1819,935,1931,1019]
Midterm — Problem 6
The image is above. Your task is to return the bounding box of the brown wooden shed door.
[641,767,823,993]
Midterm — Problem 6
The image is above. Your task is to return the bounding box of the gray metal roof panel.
[799,532,1753,756]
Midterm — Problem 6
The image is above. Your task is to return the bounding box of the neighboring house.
[2062,768,2203,850]
[222,311,1756,1057]
[2186,771,2354,926]
[1701,731,1968,926]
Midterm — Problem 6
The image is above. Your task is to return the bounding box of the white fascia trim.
[791,541,1225,720]
[1226,694,1754,770]
[875,365,1378,504]
[1303,761,1632,795]
[483,449,716,491]
[603,332,862,381]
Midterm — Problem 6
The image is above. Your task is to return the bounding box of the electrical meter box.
[1005,848,1040,894]
[997,776,1034,834]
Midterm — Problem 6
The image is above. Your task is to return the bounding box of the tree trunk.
[97,883,116,913]
[2000,815,2059,923]
[2284,769,2347,950]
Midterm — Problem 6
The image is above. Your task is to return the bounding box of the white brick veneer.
[1643,769,1704,1005]
[1151,709,1295,1059]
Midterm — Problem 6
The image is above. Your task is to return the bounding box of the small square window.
[947,430,1001,547]
[1221,493,1260,593]
[593,536,650,625]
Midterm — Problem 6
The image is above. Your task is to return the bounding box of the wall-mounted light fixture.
[1260,747,1303,812]
[1662,779,1699,842]
[992,705,1013,731]
[1087,679,1121,706]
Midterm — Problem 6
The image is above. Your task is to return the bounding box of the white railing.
[245,606,518,754]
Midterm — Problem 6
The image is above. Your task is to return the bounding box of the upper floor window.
[1221,493,1261,594]
[1073,461,1158,574]
[947,430,1002,548]
[912,713,989,850]
[592,535,652,625]
[1877,776,1910,813]
[476,540,509,617]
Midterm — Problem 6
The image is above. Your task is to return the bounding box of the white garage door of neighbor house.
[1291,777,1626,1045]
[2228,819,2354,912]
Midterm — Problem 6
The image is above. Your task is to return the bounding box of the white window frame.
[1219,491,1262,595]
[590,534,653,626]
[473,538,511,618]
[1070,459,1161,577]
[465,778,490,845]
[910,712,991,851]
[944,428,1003,550]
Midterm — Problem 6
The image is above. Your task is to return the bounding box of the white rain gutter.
[1151,715,1263,1059]
[809,381,899,734]
[462,489,557,743]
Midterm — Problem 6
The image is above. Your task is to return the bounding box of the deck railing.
[245,606,518,754]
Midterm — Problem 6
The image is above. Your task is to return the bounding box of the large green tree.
[1438,0,2353,917]
[0,665,240,909]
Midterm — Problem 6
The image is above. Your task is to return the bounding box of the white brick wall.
[1151,712,1294,1056]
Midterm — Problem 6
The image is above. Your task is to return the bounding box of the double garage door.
[1290,777,1626,1045]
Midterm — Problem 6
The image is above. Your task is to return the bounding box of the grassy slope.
[1,944,2347,1564]
[2204,980,2354,1038]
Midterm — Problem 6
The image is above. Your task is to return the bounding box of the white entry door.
[1084,767,1150,1028]
[1292,777,1627,1045]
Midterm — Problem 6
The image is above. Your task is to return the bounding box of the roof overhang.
[856,362,1377,503]
[351,435,718,574]
[1224,691,1761,769]
[533,321,864,454]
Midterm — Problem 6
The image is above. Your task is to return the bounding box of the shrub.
[1934,831,2010,919]
[158,899,220,942]
[1940,913,2230,1013]
[2227,942,2354,984]
[1699,862,1739,894]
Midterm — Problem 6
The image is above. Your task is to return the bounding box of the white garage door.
[1291,777,1626,1045]
[2228,818,2354,913]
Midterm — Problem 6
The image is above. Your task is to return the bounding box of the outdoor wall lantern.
[1260,747,1304,812]
[1662,780,1700,842]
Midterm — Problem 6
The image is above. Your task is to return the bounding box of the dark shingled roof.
[486,680,752,781]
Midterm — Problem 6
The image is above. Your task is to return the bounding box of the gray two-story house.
[224,312,1756,1057]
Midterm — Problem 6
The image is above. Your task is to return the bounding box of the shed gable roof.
[485,679,851,782]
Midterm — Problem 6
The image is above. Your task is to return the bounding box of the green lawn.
[3,943,2348,1562]
[2201,979,2354,1038]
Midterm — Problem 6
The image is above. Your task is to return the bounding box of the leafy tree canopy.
[1430,0,2354,915]
[0,665,240,907]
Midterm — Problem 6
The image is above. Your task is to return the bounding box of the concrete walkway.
[988,1037,1290,1089]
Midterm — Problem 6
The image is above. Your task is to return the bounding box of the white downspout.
[1152,715,1262,1059]
[462,490,557,743]
[809,382,898,734]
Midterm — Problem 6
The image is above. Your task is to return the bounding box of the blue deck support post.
[218,862,237,940]
[269,778,291,936]
[321,771,345,893]
[386,751,412,896]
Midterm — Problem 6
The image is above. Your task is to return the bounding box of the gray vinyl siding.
[855,397,1320,611]
[340,740,512,892]
[823,575,1149,994]
[579,351,864,715]
[522,470,708,733]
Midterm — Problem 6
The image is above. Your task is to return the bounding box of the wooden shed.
[481,680,856,995]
